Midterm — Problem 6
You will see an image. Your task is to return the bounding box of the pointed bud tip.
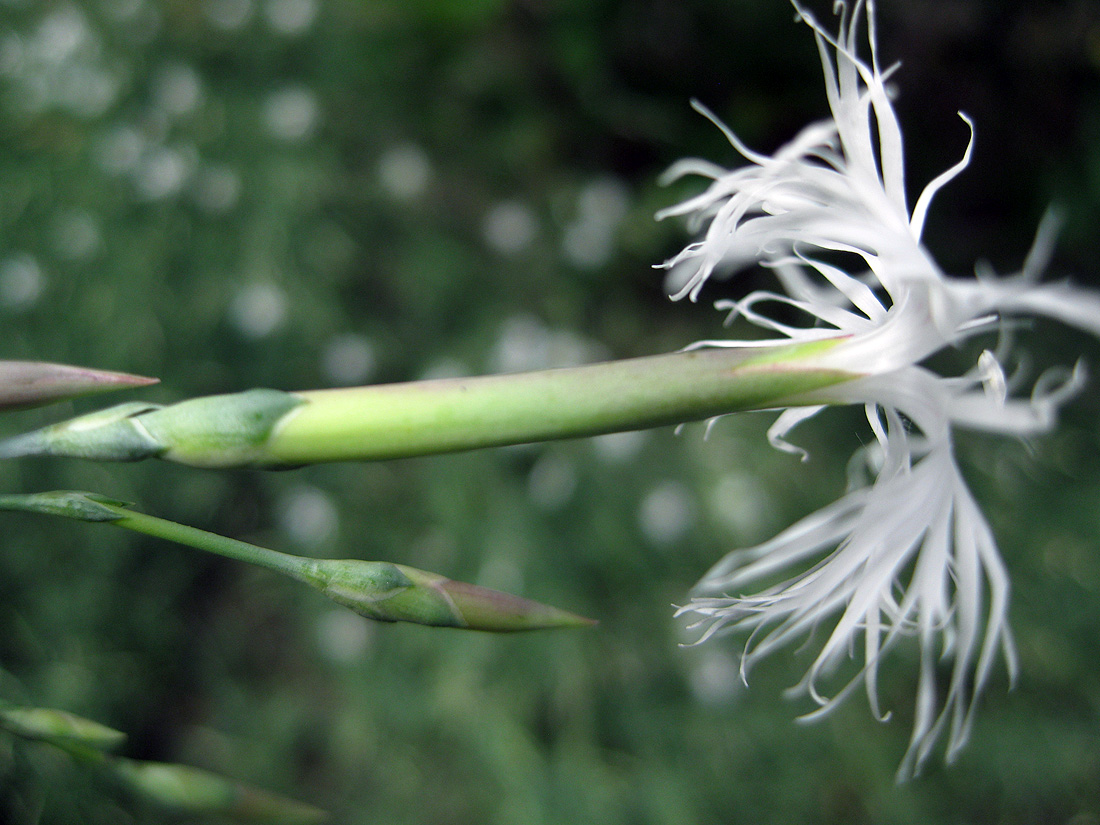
[0,361,158,411]
[435,577,597,632]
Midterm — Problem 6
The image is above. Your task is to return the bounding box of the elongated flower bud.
[0,361,157,411]
[108,758,327,824]
[0,704,126,752]
[299,558,595,631]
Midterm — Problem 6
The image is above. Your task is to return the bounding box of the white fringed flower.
[664,0,1100,778]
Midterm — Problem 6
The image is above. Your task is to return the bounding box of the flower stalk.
[0,342,857,468]
[0,490,593,631]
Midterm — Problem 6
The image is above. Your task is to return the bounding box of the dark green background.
[3,1,1100,822]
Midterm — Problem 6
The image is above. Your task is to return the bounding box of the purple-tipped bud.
[428,574,597,631]
[0,361,157,411]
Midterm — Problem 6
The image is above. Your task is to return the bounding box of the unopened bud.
[109,758,327,824]
[0,361,157,411]
[0,704,126,751]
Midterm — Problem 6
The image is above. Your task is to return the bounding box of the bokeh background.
[3,0,1100,822]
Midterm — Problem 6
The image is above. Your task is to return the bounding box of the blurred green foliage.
[2,0,1100,822]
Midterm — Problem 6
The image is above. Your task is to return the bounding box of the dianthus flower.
[663,0,1100,778]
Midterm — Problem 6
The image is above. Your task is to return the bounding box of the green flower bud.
[0,704,126,752]
[109,758,327,824]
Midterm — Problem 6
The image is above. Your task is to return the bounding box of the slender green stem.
[0,491,306,579]
[108,507,310,581]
